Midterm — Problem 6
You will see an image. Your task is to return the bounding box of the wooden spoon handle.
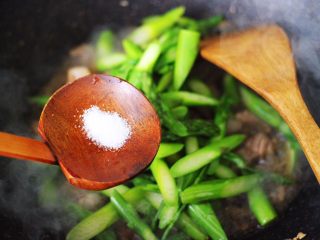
[266,87,320,182]
[0,132,56,165]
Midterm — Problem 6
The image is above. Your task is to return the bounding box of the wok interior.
[0,0,320,239]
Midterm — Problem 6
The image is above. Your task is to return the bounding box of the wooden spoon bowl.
[38,74,161,190]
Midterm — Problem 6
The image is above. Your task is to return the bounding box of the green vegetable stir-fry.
[32,6,300,240]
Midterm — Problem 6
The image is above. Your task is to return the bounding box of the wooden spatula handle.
[266,88,320,182]
[0,132,56,165]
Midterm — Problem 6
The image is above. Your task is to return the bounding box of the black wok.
[0,0,320,239]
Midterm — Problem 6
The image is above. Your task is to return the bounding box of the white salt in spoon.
[0,74,161,190]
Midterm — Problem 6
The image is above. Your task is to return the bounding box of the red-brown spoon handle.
[0,132,56,165]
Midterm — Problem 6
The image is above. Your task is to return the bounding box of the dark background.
[0,0,320,239]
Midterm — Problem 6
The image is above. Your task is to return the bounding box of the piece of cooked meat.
[228,110,271,134]
[237,133,274,164]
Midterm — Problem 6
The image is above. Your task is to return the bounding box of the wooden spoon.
[0,74,161,190]
[201,25,320,182]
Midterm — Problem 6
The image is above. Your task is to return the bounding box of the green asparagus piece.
[185,136,199,154]
[240,86,281,126]
[95,30,114,58]
[29,95,50,106]
[214,75,239,139]
[181,174,261,204]
[142,15,161,25]
[208,163,237,179]
[156,143,184,159]
[158,27,179,52]
[109,59,136,79]
[159,204,179,229]
[197,15,224,33]
[136,41,161,72]
[96,53,127,71]
[240,86,297,147]
[209,134,246,147]
[129,7,185,45]
[177,17,198,31]
[213,96,231,139]
[188,203,227,240]
[176,213,208,240]
[162,91,219,107]
[145,192,207,240]
[101,184,129,197]
[174,29,200,90]
[128,41,161,93]
[151,95,188,137]
[150,158,179,206]
[177,137,200,191]
[155,46,176,71]
[248,186,277,226]
[223,75,240,105]
[66,187,145,240]
[222,152,246,169]
[150,158,179,229]
[178,15,223,33]
[110,190,157,240]
[158,64,174,75]
[122,39,143,59]
[285,142,299,176]
[172,106,188,119]
[188,79,213,97]
[170,145,221,178]
[157,71,173,92]
[183,119,219,137]
[171,135,245,178]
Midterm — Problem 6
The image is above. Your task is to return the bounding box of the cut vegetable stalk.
[171,135,245,178]
[162,91,219,107]
[155,46,176,71]
[188,79,213,97]
[172,106,188,119]
[181,174,261,204]
[223,74,240,105]
[155,143,184,159]
[150,158,179,206]
[95,30,114,58]
[29,95,50,106]
[96,53,127,71]
[136,41,161,72]
[248,186,277,226]
[188,203,227,240]
[170,145,221,178]
[110,190,157,240]
[145,192,207,240]
[240,86,297,148]
[122,39,143,59]
[66,187,145,240]
[157,71,173,92]
[101,184,129,197]
[129,6,185,45]
[197,15,224,33]
[159,204,179,229]
[174,29,200,90]
[177,137,200,190]
[208,163,237,179]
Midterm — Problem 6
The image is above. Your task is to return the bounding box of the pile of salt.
[81,106,131,150]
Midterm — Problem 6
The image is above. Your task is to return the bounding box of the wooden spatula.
[201,25,320,182]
